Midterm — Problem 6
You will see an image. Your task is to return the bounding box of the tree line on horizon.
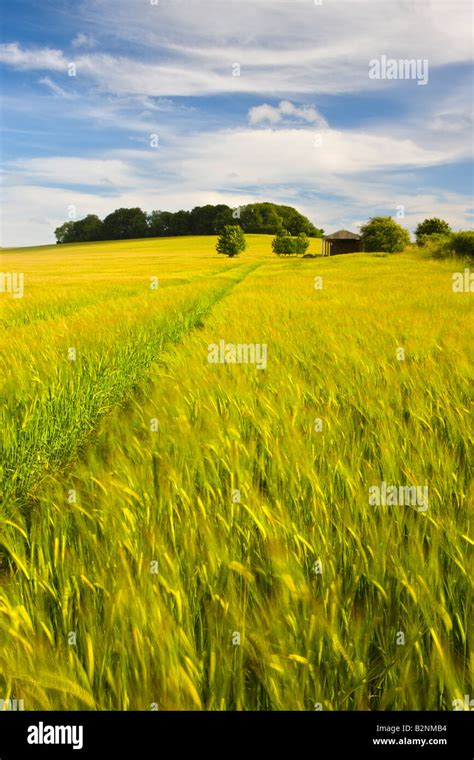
[54,203,323,244]
[214,215,474,258]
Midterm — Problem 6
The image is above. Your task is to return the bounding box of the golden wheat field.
[0,234,472,710]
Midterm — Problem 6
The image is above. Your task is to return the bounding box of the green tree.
[216,225,246,257]
[238,203,321,237]
[53,202,324,244]
[272,230,289,255]
[54,215,103,244]
[415,217,451,244]
[189,205,233,235]
[272,231,309,256]
[260,205,284,234]
[73,214,103,242]
[295,232,310,255]
[102,208,148,240]
[147,210,166,237]
[360,216,410,253]
[278,204,322,237]
[213,206,235,233]
[167,210,191,236]
[240,205,263,233]
[54,221,77,244]
[149,210,177,237]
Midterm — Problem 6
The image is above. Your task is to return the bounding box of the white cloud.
[0,42,67,71]
[248,104,281,126]
[248,101,328,127]
[173,126,463,189]
[38,77,74,99]
[71,33,96,49]
[2,113,471,247]
[7,156,138,188]
[1,1,472,97]
[73,0,473,96]
[80,0,473,64]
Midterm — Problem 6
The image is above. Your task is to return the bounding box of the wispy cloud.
[2,0,472,99]
[38,76,74,99]
[71,33,96,49]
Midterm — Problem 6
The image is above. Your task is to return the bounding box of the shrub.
[418,233,454,259]
[415,218,452,244]
[360,216,410,253]
[216,225,246,257]
[417,231,474,261]
[451,231,474,259]
[272,232,309,256]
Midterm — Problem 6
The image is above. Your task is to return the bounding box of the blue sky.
[1,0,473,247]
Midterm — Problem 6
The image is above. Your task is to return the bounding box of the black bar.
[0,711,472,757]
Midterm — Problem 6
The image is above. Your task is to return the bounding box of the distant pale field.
[0,235,472,710]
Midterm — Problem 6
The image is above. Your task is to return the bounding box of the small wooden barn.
[322,229,363,256]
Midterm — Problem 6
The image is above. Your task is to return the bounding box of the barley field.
[0,235,472,710]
